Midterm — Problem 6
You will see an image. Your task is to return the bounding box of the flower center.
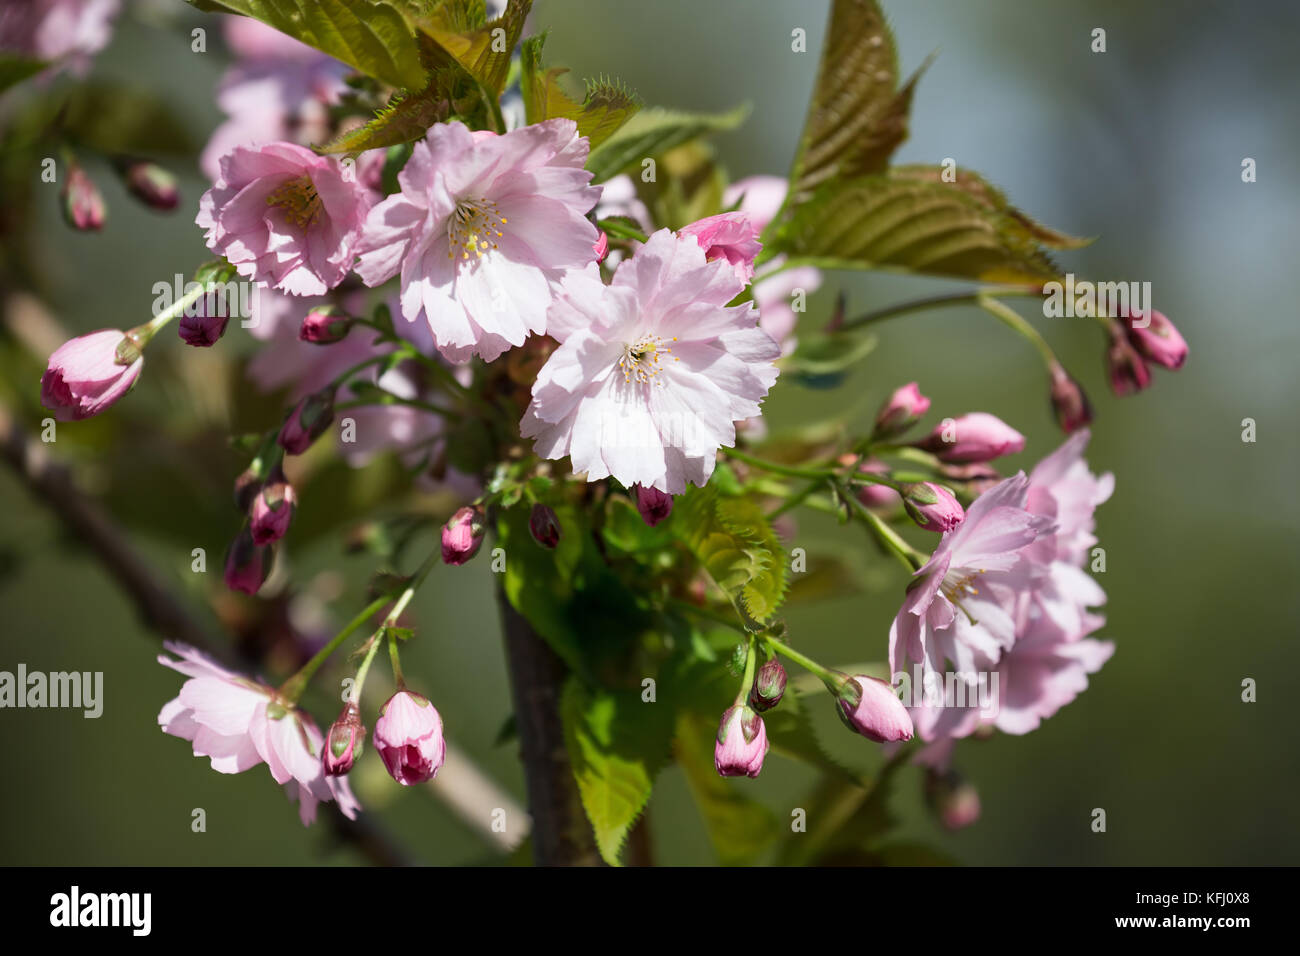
[618,335,678,386]
[265,175,323,228]
[941,568,987,625]
[447,198,507,261]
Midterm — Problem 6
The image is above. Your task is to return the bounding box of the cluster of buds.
[715,656,785,778]
[1105,308,1188,397]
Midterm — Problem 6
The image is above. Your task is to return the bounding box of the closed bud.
[528,503,561,549]
[1123,308,1187,370]
[925,767,981,830]
[593,230,609,263]
[714,704,768,778]
[61,164,105,231]
[1105,325,1152,397]
[874,381,931,437]
[223,528,271,595]
[249,466,297,545]
[177,295,230,347]
[835,674,913,743]
[441,505,485,565]
[278,389,334,454]
[323,701,365,775]
[121,160,179,211]
[299,304,354,344]
[902,482,964,532]
[374,690,446,785]
[918,412,1025,463]
[634,484,673,527]
[750,658,787,712]
[1048,362,1093,434]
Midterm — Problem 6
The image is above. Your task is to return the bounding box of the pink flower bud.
[919,412,1025,463]
[678,212,762,283]
[925,768,981,830]
[1048,363,1093,434]
[836,675,913,743]
[40,329,142,421]
[854,459,901,509]
[528,503,561,549]
[121,160,179,211]
[593,230,609,263]
[373,690,446,785]
[750,659,787,712]
[1105,327,1152,396]
[278,389,334,454]
[323,701,365,776]
[874,382,931,437]
[223,528,271,595]
[714,705,768,778]
[299,304,353,344]
[634,484,673,527]
[249,468,297,545]
[441,505,485,565]
[1123,308,1187,370]
[61,164,105,231]
[902,482,965,532]
[177,296,230,347]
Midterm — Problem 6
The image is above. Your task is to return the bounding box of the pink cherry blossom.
[521,230,781,494]
[678,212,762,283]
[0,0,119,74]
[157,642,360,825]
[354,119,601,362]
[714,705,768,778]
[373,690,447,785]
[198,142,371,296]
[40,329,141,421]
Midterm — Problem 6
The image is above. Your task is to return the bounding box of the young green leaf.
[519,33,639,148]
[584,104,750,183]
[561,678,674,866]
[775,175,1064,284]
[316,86,445,154]
[413,0,532,97]
[190,0,427,91]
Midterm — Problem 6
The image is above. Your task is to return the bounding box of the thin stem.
[977,294,1058,368]
[838,286,1046,332]
[387,627,406,688]
[763,632,839,688]
[383,545,441,627]
[597,218,649,243]
[839,481,926,572]
[734,634,757,706]
[329,353,393,391]
[278,594,389,705]
[350,633,384,705]
[724,446,835,481]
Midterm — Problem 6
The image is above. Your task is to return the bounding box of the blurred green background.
[1,0,1297,865]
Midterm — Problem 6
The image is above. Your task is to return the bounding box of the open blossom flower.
[889,474,1055,690]
[678,212,762,283]
[0,0,120,74]
[200,17,350,181]
[41,329,141,420]
[355,119,601,362]
[157,642,360,825]
[521,230,781,494]
[373,690,446,785]
[714,705,768,777]
[198,142,371,296]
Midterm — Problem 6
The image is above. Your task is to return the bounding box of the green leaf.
[584,104,750,183]
[671,487,787,628]
[674,709,779,865]
[561,678,674,866]
[787,0,923,206]
[889,164,1092,250]
[775,746,910,866]
[316,87,445,154]
[775,175,1064,284]
[191,0,427,91]
[520,33,639,148]
[414,0,531,97]
[0,53,47,93]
